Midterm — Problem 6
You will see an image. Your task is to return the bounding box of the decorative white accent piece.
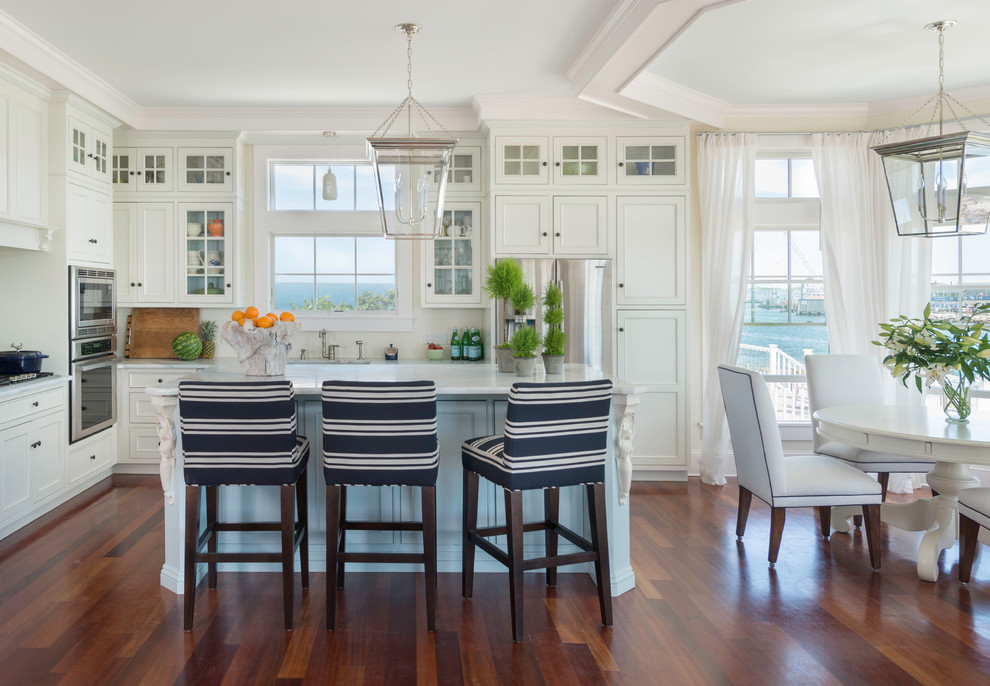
[221,320,298,375]
[613,393,639,505]
[150,393,176,505]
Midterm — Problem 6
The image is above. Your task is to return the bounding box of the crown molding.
[620,72,727,127]
[473,94,634,122]
[0,59,50,100]
[0,9,141,127]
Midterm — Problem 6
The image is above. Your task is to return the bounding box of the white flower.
[914,330,937,348]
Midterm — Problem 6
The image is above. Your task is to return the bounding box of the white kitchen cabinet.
[114,202,175,304]
[433,144,482,194]
[176,147,234,192]
[616,136,685,186]
[495,195,607,256]
[178,202,234,303]
[422,202,481,306]
[616,309,687,476]
[65,183,112,265]
[0,71,48,229]
[552,136,607,185]
[494,136,549,184]
[68,430,115,484]
[112,147,173,193]
[616,195,686,306]
[67,113,112,186]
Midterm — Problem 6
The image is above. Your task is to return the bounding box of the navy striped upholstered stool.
[178,380,310,631]
[322,380,439,630]
[461,380,613,641]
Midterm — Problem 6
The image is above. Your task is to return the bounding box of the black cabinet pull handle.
[32,401,39,407]
[31,441,41,448]
[87,153,94,159]
[89,455,96,460]
[89,238,97,244]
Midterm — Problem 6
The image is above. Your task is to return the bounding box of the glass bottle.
[450,328,461,361]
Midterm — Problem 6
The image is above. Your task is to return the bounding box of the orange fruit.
[244,306,260,319]
[279,312,295,322]
[231,310,245,322]
[255,316,275,328]
[265,312,278,321]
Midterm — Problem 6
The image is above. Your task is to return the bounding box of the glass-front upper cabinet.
[112,148,173,193]
[616,136,686,185]
[552,136,607,185]
[432,145,481,194]
[179,202,233,304]
[422,202,481,307]
[177,148,234,192]
[494,136,549,184]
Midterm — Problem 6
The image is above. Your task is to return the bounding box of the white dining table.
[814,405,990,582]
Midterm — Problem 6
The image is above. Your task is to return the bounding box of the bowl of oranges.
[222,306,299,376]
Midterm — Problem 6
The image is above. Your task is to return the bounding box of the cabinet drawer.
[127,369,200,390]
[0,387,65,426]
[128,391,160,425]
[130,427,165,463]
[69,430,115,483]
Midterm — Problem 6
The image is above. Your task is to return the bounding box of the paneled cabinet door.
[176,148,233,192]
[616,309,687,473]
[67,115,112,185]
[552,196,607,255]
[66,184,112,265]
[423,203,481,306]
[0,422,31,519]
[494,136,549,185]
[112,148,173,193]
[178,203,233,304]
[114,203,175,304]
[434,145,482,194]
[552,136,607,185]
[616,136,685,185]
[30,413,65,502]
[616,195,686,305]
[495,195,550,254]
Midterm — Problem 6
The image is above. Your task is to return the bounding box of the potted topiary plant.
[510,282,535,321]
[541,281,566,374]
[508,324,541,377]
[483,257,524,373]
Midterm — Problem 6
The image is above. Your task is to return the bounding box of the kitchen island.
[147,360,642,596]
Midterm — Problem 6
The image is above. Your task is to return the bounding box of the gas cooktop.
[0,371,54,387]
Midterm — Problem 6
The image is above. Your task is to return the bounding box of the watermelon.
[171,332,203,360]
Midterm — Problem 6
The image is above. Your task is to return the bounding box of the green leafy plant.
[483,258,524,345]
[873,302,990,421]
[541,281,566,356]
[510,282,535,316]
[508,324,541,358]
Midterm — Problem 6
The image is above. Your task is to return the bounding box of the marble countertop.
[143,359,644,397]
[0,374,69,401]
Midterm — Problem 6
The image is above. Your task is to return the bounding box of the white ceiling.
[0,0,989,129]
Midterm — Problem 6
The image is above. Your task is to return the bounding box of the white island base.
[148,362,642,597]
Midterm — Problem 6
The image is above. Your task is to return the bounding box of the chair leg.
[544,487,559,587]
[587,482,613,627]
[959,513,981,583]
[280,484,295,631]
[878,472,890,501]
[326,485,341,630]
[183,485,201,631]
[817,506,831,539]
[205,486,218,589]
[736,486,753,539]
[422,486,437,631]
[336,485,347,590]
[768,507,786,567]
[297,468,309,590]
[505,488,525,642]
[861,504,881,571]
[462,468,479,599]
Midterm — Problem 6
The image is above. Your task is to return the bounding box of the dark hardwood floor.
[2,475,990,685]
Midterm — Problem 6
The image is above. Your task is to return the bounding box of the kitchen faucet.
[355,340,365,360]
[319,329,339,360]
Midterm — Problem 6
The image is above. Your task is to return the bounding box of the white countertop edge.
[0,374,70,400]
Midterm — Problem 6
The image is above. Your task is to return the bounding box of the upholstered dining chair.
[805,354,936,500]
[178,379,310,631]
[958,487,990,583]
[717,364,883,569]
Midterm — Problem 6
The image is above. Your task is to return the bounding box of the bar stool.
[959,487,990,583]
[461,379,613,641]
[322,380,439,630]
[178,380,310,631]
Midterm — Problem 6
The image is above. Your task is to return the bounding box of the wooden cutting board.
[126,308,200,358]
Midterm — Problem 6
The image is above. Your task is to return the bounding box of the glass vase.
[942,376,972,423]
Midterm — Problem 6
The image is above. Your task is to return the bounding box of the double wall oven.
[69,266,117,443]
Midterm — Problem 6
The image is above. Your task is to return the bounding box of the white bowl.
[187,223,203,237]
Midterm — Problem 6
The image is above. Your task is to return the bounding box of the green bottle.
[450,328,461,361]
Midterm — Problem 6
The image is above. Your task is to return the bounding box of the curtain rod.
[695,111,990,138]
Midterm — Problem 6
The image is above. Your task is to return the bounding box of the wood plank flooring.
[2,475,990,685]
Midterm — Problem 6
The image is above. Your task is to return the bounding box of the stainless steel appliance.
[496,258,613,374]
[69,266,117,443]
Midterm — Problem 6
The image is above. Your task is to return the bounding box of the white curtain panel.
[698,133,756,485]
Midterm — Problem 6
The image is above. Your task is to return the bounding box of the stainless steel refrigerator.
[496,258,613,374]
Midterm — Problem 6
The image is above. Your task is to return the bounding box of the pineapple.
[199,320,218,359]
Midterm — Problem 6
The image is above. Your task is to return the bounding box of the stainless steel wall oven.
[69,267,117,442]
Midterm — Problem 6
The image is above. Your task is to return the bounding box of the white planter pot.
[514,356,537,377]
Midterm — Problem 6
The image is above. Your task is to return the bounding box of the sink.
[287,358,371,365]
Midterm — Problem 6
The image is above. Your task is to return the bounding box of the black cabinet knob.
[618,162,624,167]
[619,283,624,288]
[87,153,94,159]
[129,171,135,176]
[157,378,163,383]
[137,282,143,287]
[88,238,97,244]
[555,162,560,167]
[30,441,41,448]
[542,232,548,237]
[555,232,561,237]
[618,327,624,332]
[130,282,136,287]
[225,283,231,288]
[136,171,142,175]
[427,282,432,288]
[225,171,231,176]
[89,454,96,460]
[542,161,547,167]
[32,401,39,407]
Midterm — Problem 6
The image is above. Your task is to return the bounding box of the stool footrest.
[343,521,424,533]
[338,552,425,565]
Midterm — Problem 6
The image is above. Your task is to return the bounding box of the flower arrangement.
[873,302,990,422]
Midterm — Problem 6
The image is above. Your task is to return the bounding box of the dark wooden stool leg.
[588,482,613,627]
[505,488,525,642]
[462,469,479,599]
[959,513,982,583]
[817,506,831,539]
[544,487,559,587]
[336,485,347,590]
[878,472,890,501]
[422,485,437,631]
[736,486,753,538]
[205,486,218,589]
[183,485,201,631]
[297,468,309,590]
[326,485,341,630]
[280,484,295,631]
[768,507,786,567]
[861,504,881,571]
